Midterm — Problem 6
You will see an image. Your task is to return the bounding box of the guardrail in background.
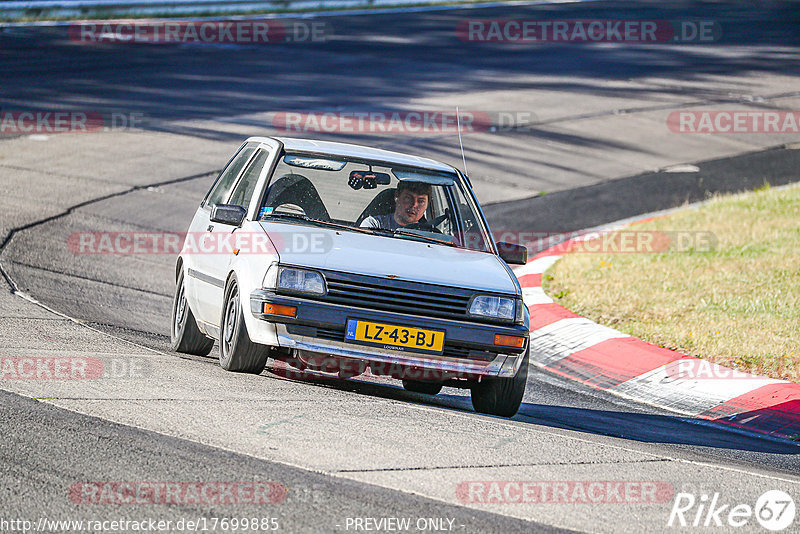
[0,0,475,20]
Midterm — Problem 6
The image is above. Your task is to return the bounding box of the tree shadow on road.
[269,362,800,455]
[513,402,800,455]
[1,1,798,144]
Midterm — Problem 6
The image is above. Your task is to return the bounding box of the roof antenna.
[456,106,469,176]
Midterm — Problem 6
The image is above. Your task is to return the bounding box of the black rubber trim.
[187,268,225,289]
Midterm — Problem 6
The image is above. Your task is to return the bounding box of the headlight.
[468,294,515,322]
[277,267,326,296]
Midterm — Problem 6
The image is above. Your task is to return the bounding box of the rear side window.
[452,181,491,252]
[229,149,270,209]
[206,145,256,207]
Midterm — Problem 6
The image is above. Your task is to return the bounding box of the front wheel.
[171,270,214,356]
[470,350,529,417]
[219,276,268,374]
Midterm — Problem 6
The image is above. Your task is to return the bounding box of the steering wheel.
[273,203,307,217]
[405,212,449,233]
[403,221,443,234]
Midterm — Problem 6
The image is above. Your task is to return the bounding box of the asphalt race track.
[1,1,800,532]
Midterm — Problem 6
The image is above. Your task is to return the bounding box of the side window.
[205,145,256,207]
[452,183,491,252]
[229,149,270,209]
[429,185,453,236]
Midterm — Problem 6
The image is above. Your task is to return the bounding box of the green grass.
[543,183,800,381]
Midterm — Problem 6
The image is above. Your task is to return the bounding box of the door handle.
[207,225,214,232]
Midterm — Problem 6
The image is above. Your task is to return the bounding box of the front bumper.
[250,289,528,379]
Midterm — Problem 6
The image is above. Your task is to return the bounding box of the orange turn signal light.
[263,303,297,318]
[494,334,525,348]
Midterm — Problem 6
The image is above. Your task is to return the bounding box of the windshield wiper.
[264,213,455,245]
[391,229,456,247]
[263,213,374,234]
[359,225,455,247]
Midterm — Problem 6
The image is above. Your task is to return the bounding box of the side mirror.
[210,204,247,227]
[496,242,528,265]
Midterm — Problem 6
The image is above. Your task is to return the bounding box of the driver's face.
[394,190,428,226]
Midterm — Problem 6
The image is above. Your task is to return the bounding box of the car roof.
[246,136,457,174]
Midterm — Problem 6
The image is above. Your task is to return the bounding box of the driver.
[360,181,430,230]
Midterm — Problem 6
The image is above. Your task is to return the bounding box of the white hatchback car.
[171,137,530,416]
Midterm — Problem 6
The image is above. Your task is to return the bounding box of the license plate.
[345,320,445,354]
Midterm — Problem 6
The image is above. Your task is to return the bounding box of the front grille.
[317,270,475,321]
[316,327,345,341]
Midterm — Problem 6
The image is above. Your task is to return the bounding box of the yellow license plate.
[345,320,445,354]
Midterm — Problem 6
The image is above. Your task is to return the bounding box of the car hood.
[259,222,519,294]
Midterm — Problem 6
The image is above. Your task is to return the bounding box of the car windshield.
[258,152,493,252]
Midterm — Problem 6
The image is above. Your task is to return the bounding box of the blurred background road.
[1,2,799,532]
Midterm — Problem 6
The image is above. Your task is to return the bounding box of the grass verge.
[542,183,800,381]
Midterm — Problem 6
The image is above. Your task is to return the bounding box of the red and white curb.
[515,231,800,442]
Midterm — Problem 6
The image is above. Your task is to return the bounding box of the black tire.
[402,380,443,395]
[219,276,268,374]
[171,270,214,356]
[470,350,529,417]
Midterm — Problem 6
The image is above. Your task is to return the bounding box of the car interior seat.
[264,174,330,221]
[355,188,396,226]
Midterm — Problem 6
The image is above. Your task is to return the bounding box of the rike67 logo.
[668,490,795,531]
